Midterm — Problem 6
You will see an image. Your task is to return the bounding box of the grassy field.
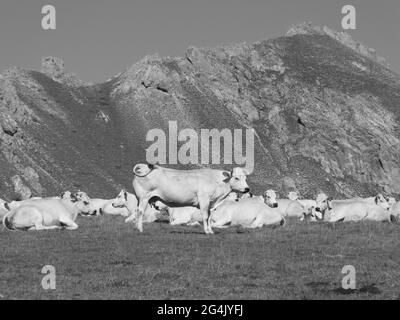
[0,216,399,300]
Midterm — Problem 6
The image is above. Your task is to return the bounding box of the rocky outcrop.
[11,175,31,200]
[287,22,390,69]
[0,23,399,200]
[41,56,90,87]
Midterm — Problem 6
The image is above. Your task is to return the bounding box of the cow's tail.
[132,163,157,177]
[3,213,15,231]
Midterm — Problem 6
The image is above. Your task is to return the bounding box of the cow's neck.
[210,183,232,210]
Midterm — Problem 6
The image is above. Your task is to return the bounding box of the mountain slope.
[1,23,399,200]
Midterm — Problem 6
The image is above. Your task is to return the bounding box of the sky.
[0,0,399,82]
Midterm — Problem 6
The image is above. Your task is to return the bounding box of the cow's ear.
[222,171,231,183]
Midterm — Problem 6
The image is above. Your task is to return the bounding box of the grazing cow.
[131,163,250,234]
[111,190,160,223]
[315,192,394,223]
[3,192,94,231]
[211,194,285,229]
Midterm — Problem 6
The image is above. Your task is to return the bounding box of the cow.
[390,199,400,219]
[89,197,129,217]
[314,192,394,223]
[131,163,250,234]
[111,190,160,223]
[265,190,306,220]
[286,191,320,220]
[2,191,94,231]
[6,192,71,211]
[211,194,285,229]
[167,192,240,226]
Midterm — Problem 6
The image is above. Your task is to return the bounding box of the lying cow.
[3,191,93,231]
[6,192,71,211]
[167,192,240,226]
[89,197,129,217]
[287,191,320,221]
[211,192,285,229]
[131,163,250,234]
[112,189,160,223]
[315,192,394,223]
[390,199,400,218]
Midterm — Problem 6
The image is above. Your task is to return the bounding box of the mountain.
[1,22,399,201]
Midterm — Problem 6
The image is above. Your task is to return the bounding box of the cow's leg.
[329,210,346,223]
[252,215,263,228]
[187,221,201,226]
[29,225,62,231]
[125,208,138,223]
[199,200,213,234]
[170,216,191,226]
[136,195,152,232]
[59,217,78,230]
[211,214,231,228]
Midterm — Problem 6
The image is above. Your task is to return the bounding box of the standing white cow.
[131,163,250,234]
[111,190,160,223]
[315,192,394,223]
[3,191,94,231]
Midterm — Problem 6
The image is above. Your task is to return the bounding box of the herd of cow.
[1,163,400,234]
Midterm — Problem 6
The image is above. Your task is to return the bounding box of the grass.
[0,216,399,300]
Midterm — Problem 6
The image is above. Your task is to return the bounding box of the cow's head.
[60,191,72,200]
[304,206,323,221]
[69,191,94,215]
[112,189,128,208]
[374,194,390,210]
[315,192,331,215]
[263,189,278,208]
[288,191,299,201]
[223,167,250,194]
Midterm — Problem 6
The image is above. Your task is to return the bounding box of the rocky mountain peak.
[287,22,390,69]
[0,24,399,200]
